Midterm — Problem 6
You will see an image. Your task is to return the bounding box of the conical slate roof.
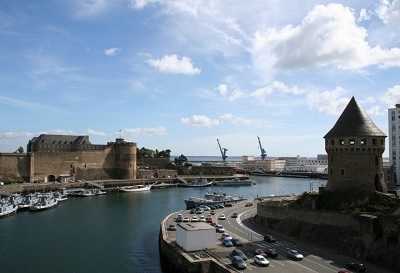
[324,96,386,138]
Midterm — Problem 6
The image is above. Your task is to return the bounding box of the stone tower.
[324,96,387,194]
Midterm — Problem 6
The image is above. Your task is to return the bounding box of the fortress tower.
[324,97,387,195]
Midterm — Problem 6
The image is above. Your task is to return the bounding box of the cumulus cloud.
[0,132,35,139]
[122,127,168,136]
[217,84,227,97]
[181,115,219,128]
[381,84,400,106]
[376,0,400,25]
[357,8,370,22]
[147,54,201,75]
[220,114,251,126]
[251,3,400,76]
[250,81,303,101]
[307,87,350,115]
[104,48,121,56]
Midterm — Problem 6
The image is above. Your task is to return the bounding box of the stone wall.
[0,153,30,181]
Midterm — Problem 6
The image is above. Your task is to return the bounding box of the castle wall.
[0,153,30,181]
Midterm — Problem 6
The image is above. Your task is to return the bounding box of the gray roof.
[31,134,91,145]
[324,97,386,138]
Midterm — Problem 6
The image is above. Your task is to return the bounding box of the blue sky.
[1,0,400,158]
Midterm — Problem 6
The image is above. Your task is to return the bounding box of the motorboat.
[29,196,58,211]
[119,184,152,192]
[184,191,245,209]
[69,189,95,197]
[18,193,41,209]
[182,177,213,187]
[0,198,18,217]
[213,178,254,186]
[91,189,106,195]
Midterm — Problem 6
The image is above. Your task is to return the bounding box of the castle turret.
[324,97,387,194]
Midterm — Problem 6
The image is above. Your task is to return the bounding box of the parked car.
[231,255,246,270]
[206,216,213,223]
[264,248,278,258]
[231,249,247,261]
[264,235,276,243]
[225,203,233,207]
[345,262,366,272]
[210,210,216,215]
[199,215,206,222]
[288,250,303,260]
[338,270,351,273]
[189,208,196,214]
[254,249,267,257]
[183,216,190,222]
[219,214,226,220]
[254,255,270,267]
[222,238,233,247]
[231,212,238,218]
[216,224,225,233]
[176,214,183,222]
[168,224,176,231]
[245,202,253,207]
[231,238,243,246]
[218,204,225,208]
[191,216,198,222]
[221,233,233,240]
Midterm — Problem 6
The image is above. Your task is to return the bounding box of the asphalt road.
[166,202,396,273]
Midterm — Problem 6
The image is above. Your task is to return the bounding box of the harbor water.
[0,175,324,273]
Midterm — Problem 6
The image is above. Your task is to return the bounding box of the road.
[166,202,396,273]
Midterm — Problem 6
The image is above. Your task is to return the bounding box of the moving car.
[345,262,366,272]
[221,233,233,240]
[231,212,238,218]
[232,256,246,270]
[288,249,303,260]
[264,235,276,243]
[219,214,226,220]
[216,224,225,233]
[222,237,233,247]
[264,248,278,258]
[231,249,247,261]
[254,255,270,267]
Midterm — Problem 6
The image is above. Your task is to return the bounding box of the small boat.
[18,193,41,209]
[69,189,95,197]
[119,184,152,192]
[29,196,58,211]
[182,177,213,187]
[184,191,245,209]
[91,189,106,196]
[0,199,18,217]
[52,191,68,202]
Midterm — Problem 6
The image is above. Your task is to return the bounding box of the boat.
[18,193,41,209]
[91,189,106,195]
[69,189,96,197]
[213,177,254,186]
[52,191,68,202]
[119,184,152,192]
[184,191,245,209]
[182,177,213,187]
[29,195,58,211]
[0,198,18,217]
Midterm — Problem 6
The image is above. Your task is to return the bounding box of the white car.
[199,215,206,222]
[183,216,190,222]
[219,214,226,220]
[216,224,225,233]
[221,233,232,240]
[210,210,216,215]
[288,250,303,260]
[191,216,198,222]
[254,255,270,266]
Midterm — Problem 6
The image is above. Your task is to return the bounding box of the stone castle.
[0,134,137,183]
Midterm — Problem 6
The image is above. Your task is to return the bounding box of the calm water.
[0,175,322,273]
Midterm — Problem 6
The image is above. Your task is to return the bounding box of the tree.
[14,146,24,153]
[174,154,188,166]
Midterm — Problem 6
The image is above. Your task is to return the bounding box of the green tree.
[174,154,188,166]
[14,146,24,153]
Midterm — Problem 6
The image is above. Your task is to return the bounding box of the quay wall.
[159,215,233,273]
[0,153,30,181]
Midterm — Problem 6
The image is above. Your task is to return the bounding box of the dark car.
[231,238,243,246]
[232,256,247,270]
[168,224,176,231]
[345,262,366,272]
[264,235,276,243]
[264,248,278,258]
[231,249,247,261]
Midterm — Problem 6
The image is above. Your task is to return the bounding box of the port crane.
[258,136,267,160]
[217,139,228,162]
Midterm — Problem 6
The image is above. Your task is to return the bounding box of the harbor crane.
[258,136,267,160]
[217,139,228,162]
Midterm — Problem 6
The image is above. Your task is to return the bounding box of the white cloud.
[228,89,245,101]
[130,0,159,10]
[250,81,303,101]
[122,127,168,136]
[376,0,400,25]
[146,54,201,75]
[217,84,227,97]
[86,129,107,136]
[307,87,350,115]
[381,84,400,106]
[74,0,112,18]
[181,115,219,128]
[251,3,400,77]
[357,8,370,22]
[220,114,251,126]
[0,132,34,139]
[104,48,121,56]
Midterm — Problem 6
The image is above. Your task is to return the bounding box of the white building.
[176,222,216,252]
[388,104,400,187]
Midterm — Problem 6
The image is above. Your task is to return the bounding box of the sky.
[1,0,400,158]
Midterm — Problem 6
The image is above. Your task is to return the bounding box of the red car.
[338,270,351,273]
[245,202,253,207]
[254,249,267,257]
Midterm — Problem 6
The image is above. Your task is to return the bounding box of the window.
[339,139,345,145]
[349,139,355,145]
[360,139,366,145]
[372,139,377,145]
[330,140,334,145]
[341,168,345,175]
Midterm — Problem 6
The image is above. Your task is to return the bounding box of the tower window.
[372,139,377,145]
[339,139,345,145]
[330,139,334,145]
[340,168,345,175]
[349,139,355,145]
[360,139,366,145]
